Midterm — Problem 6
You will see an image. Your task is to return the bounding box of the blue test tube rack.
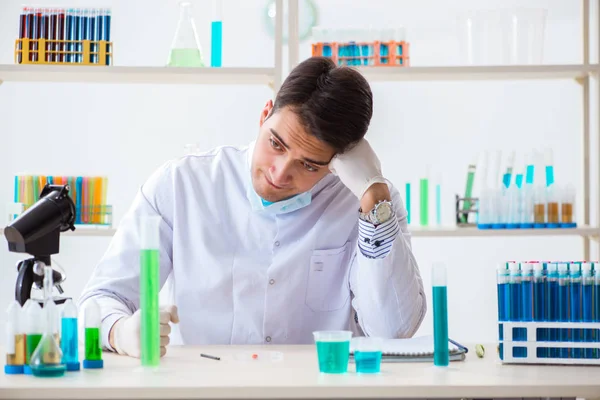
[497,261,600,365]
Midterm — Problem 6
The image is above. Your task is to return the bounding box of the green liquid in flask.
[141,249,160,367]
[168,49,204,67]
[26,333,42,363]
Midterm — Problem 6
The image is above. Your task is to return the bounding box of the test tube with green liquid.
[420,167,429,226]
[461,158,477,224]
[432,263,449,367]
[141,215,161,367]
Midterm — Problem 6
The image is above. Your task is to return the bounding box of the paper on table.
[351,335,464,356]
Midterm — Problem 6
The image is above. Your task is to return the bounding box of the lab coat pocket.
[305,242,351,312]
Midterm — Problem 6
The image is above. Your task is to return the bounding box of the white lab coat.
[79,143,426,348]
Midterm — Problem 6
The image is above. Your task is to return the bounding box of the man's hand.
[329,139,390,211]
[110,305,180,358]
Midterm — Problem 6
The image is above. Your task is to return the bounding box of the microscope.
[4,184,76,307]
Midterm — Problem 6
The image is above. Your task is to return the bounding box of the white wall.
[0,0,597,347]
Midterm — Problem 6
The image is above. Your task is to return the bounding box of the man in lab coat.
[79,57,426,358]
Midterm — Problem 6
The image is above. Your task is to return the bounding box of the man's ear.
[259,100,274,126]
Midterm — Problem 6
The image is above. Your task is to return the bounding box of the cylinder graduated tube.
[533,186,546,228]
[61,299,80,371]
[5,301,25,374]
[432,263,449,366]
[83,299,103,369]
[211,0,223,67]
[561,184,576,228]
[546,185,560,228]
[141,215,161,367]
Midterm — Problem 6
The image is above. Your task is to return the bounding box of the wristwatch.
[359,200,394,225]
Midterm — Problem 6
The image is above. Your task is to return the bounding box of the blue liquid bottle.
[61,299,80,371]
[432,263,449,367]
[569,262,582,358]
[557,263,570,359]
[581,262,593,359]
[533,262,546,357]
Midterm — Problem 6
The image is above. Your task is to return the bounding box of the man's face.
[251,101,336,203]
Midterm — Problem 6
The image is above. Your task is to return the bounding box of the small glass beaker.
[313,330,352,373]
[353,337,382,373]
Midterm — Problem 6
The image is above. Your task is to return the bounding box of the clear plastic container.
[352,337,382,373]
[457,8,546,65]
[560,184,576,228]
[313,331,352,373]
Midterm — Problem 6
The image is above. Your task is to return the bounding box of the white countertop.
[2,344,600,399]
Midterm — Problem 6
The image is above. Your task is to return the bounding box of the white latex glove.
[329,138,387,200]
[112,305,179,358]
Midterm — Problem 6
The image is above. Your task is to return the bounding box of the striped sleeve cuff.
[358,213,400,259]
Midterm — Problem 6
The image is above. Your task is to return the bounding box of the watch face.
[375,202,393,223]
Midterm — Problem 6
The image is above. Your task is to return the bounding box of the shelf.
[357,64,598,82]
[410,225,600,238]
[0,65,275,85]
[1,226,116,237]
[2,225,598,239]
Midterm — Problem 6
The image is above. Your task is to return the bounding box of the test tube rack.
[455,194,479,227]
[499,321,600,365]
[9,203,113,227]
[311,40,410,67]
[14,38,113,66]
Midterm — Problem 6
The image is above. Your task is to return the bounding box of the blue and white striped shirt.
[357,211,400,259]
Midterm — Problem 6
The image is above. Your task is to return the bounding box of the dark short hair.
[272,57,373,154]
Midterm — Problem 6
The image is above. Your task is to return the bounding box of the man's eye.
[303,162,318,172]
[270,138,282,150]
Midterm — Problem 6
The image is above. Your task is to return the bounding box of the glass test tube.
[5,302,25,374]
[497,263,509,360]
[569,263,582,358]
[521,184,535,228]
[532,262,546,358]
[533,186,546,227]
[557,263,570,358]
[61,299,80,371]
[506,186,521,228]
[545,148,554,187]
[461,159,476,224]
[435,174,441,226]
[211,0,223,67]
[561,184,576,227]
[432,263,449,366]
[405,182,411,225]
[508,262,524,357]
[419,168,429,227]
[84,299,103,369]
[546,185,560,227]
[24,301,43,375]
[141,216,161,367]
[546,262,559,358]
[594,263,600,358]
[581,262,593,359]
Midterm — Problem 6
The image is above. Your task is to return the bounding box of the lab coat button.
[269,279,275,285]
[274,241,280,247]
[266,336,272,342]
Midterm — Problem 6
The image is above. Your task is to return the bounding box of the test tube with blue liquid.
[594,263,600,358]
[532,262,546,357]
[211,0,223,67]
[496,263,510,360]
[569,262,582,358]
[508,262,524,357]
[557,262,570,358]
[521,262,534,355]
[545,262,559,358]
[581,262,593,359]
[545,149,554,187]
[432,263,449,366]
[61,299,80,371]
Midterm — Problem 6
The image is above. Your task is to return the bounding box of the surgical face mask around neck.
[247,185,311,215]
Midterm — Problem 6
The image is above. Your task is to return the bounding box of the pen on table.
[200,353,220,361]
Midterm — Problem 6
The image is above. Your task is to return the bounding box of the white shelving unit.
[1,0,600,259]
[0,65,276,86]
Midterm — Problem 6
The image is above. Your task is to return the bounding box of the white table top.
[2,344,600,399]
